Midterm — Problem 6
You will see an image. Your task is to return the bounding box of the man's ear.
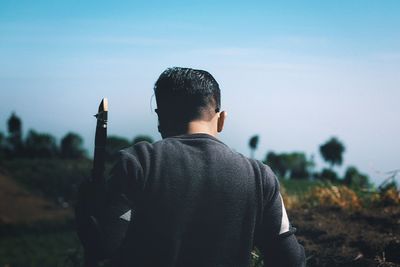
[155,111,160,132]
[217,111,227,133]
[155,109,162,134]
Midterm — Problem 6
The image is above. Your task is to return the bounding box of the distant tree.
[25,130,58,158]
[319,137,345,169]
[0,131,5,159]
[60,132,86,159]
[265,152,289,178]
[249,135,259,159]
[133,135,154,145]
[0,132,4,146]
[317,168,339,182]
[308,154,316,178]
[7,112,23,156]
[106,135,130,161]
[265,151,311,179]
[344,166,369,188]
[287,152,309,180]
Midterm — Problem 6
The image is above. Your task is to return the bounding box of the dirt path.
[289,205,400,267]
[0,172,71,224]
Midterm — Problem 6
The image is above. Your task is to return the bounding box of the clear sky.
[1,0,399,184]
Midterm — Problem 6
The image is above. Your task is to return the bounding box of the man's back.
[76,67,305,266]
[109,133,303,266]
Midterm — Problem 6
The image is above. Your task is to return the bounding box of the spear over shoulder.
[76,98,131,267]
[93,98,108,185]
[85,98,108,267]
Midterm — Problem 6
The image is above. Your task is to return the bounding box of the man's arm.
[76,150,141,261]
[254,167,306,267]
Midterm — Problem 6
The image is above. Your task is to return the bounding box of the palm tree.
[319,137,345,169]
[249,135,259,159]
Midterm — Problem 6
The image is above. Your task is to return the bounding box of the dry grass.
[280,186,302,209]
[372,187,400,206]
[305,185,363,210]
[282,181,400,211]
[280,183,363,210]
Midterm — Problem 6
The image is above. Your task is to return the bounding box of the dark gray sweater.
[81,133,305,267]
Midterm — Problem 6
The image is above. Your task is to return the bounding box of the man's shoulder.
[126,134,229,154]
[119,137,278,184]
[121,137,275,172]
[233,155,280,204]
[118,141,154,166]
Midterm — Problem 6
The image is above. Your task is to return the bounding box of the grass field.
[0,226,81,267]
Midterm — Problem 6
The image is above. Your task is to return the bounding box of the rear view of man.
[77,67,305,267]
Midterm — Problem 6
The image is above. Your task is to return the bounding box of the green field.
[0,222,81,267]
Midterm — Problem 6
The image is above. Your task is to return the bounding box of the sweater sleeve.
[75,148,143,261]
[106,149,144,206]
[254,165,306,267]
[99,149,145,256]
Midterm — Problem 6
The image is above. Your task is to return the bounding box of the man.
[77,67,305,267]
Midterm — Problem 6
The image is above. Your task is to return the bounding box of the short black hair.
[154,67,221,136]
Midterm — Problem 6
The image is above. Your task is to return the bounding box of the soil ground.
[289,205,400,267]
[0,173,71,224]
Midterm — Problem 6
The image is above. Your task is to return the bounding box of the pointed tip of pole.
[102,98,108,112]
[99,98,108,112]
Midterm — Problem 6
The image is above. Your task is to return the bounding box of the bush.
[305,184,362,210]
[61,133,86,159]
[265,152,311,179]
[317,168,339,182]
[372,182,400,206]
[344,166,370,188]
[379,187,400,206]
[25,130,58,158]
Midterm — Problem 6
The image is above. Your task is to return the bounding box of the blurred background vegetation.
[0,113,398,267]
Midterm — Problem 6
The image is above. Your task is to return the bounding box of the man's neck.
[186,120,217,137]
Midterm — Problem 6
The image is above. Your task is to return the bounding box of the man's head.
[154,67,226,138]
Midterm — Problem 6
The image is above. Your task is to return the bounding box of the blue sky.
[1,1,399,184]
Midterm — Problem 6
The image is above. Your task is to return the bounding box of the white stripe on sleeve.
[279,194,290,234]
[120,210,132,221]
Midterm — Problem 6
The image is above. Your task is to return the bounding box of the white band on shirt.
[279,194,290,235]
